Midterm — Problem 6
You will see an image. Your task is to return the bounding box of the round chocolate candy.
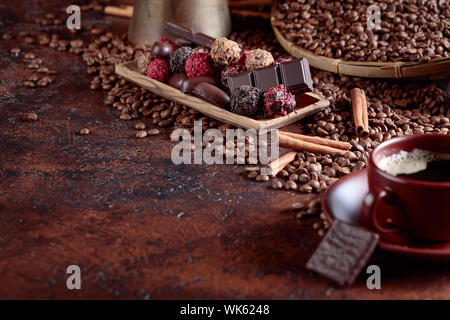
[150,41,174,59]
[191,82,230,108]
[168,73,188,90]
[180,76,216,93]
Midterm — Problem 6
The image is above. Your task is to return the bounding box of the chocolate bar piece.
[227,72,254,94]
[227,58,313,94]
[164,22,215,48]
[253,65,280,92]
[306,220,379,286]
[279,58,313,93]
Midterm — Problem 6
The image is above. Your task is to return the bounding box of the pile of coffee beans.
[273,0,449,62]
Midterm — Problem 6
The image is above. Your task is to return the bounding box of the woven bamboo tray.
[271,11,450,79]
[115,61,330,130]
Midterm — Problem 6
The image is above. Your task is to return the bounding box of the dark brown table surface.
[0,0,449,299]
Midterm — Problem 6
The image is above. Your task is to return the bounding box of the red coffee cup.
[361,134,450,242]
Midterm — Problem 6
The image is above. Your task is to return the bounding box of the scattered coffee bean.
[135,121,146,130]
[79,128,90,135]
[136,130,148,138]
[147,128,160,136]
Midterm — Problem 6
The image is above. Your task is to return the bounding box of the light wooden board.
[115,61,330,130]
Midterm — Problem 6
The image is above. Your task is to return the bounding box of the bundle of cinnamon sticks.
[267,131,352,176]
[350,88,369,138]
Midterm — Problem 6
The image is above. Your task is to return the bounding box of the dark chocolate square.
[253,65,281,92]
[227,71,255,94]
[279,58,313,94]
[306,220,379,286]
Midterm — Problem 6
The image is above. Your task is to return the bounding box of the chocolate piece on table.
[180,76,216,93]
[253,65,281,92]
[227,58,313,94]
[227,71,255,95]
[191,82,230,108]
[150,41,173,59]
[306,220,379,286]
[279,58,313,93]
[168,73,188,90]
[164,22,215,48]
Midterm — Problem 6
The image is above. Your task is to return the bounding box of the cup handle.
[362,189,401,234]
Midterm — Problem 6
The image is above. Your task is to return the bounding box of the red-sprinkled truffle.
[146,58,170,83]
[263,84,296,118]
[185,52,215,78]
[159,37,177,52]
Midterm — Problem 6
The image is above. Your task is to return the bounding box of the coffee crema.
[377,149,450,182]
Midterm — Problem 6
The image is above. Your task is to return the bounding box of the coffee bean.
[147,128,160,136]
[11,48,20,56]
[248,171,258,179]
[23,80,36,88]
[79,128,90,135]
[2,33,12,40]
[136,130,147,139]
[135,122,146,130]
[255,174,269,182]
[272,180,283,189]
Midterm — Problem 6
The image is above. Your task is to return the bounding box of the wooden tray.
[271,8,450,79]
[115,61,330,130]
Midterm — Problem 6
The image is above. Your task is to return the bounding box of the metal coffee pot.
[128,0,231,45]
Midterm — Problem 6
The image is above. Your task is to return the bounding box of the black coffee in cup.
[377,149,450,182]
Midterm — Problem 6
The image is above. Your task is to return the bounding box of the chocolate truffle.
[185,52,215,78]
[136,51,152,73]
[170,46,194,74]
[263,84,296,118]
[210,38,241,66]
[146,58,170,83]
[246,49,274,71]
[230,85,262,116]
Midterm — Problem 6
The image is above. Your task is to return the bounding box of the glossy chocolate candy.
[191,82,230,108]
[168,74,187,90]
[150,41,174,59]
[180,76,216,93]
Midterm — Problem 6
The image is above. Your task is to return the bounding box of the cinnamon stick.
[279,134,347,155]
[361,90,369,136]
[104,5,133,18]
[280,132,351,151]
[264,151,297,177]
[351,88,369,138]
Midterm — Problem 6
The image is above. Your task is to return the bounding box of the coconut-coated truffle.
[230,85,262,116]
[210,38,242,66]
[170,46,194,74]
[246,49,274,71]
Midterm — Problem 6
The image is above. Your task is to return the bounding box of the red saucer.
[322,169,450,261]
